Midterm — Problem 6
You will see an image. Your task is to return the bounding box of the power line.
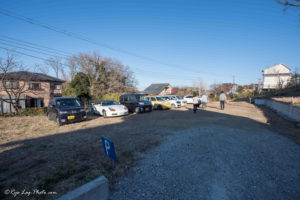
[0,46,200,81]
[0,41,199,79]
[0,46,70,67]
[0,40,68,59]
[0,8,232,78]
[0,35,72,56]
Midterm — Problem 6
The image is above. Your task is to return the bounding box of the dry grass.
[0,102,299,200]
[271,96,300,107]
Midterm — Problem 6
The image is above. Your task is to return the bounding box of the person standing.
[193,94,199,113]
[201,93,208,109]
[220,91,227,110]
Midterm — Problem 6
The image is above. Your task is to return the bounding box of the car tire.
[56,116,62,126]
[135,107,139,113]
[171,104,175,108]
[157,105,163,110]
[103,110,107,118]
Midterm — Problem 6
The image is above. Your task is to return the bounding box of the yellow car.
[147,96,171,110]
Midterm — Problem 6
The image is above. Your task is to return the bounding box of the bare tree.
[67,56,79,81]
[68,52,137,98]
[45,57,63,78]
[35,63,49,74]
[277,0,300,9]
[277,0,300,18]
[292,67,299,86]
[0,53,37,114]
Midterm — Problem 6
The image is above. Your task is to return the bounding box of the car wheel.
[171,104,175,108]
[157,105,163,110]
[102,110,107,118]
[56,116,62,126]
[135,107,140,113]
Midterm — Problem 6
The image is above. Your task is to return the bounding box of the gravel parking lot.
[1,101,300,199]
[110,103,300,200]
[110,125,300,200]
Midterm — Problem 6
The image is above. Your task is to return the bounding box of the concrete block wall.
[254,99,300,123]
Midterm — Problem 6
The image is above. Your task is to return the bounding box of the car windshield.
[56,99,81,108]
[135,95,148,101]
[176,96,182,99]
[102,101,119,106]
[156,97,164,101]
[168,96,175,100]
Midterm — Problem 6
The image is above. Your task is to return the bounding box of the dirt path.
[110,102,300,200]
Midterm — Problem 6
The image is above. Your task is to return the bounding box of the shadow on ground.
[0,104,298,200]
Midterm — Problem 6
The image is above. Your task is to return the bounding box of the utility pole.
[199,73,201,96]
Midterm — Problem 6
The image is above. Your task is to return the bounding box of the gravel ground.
[110,125,300,200]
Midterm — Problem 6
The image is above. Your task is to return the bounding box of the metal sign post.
[101,136,117,186]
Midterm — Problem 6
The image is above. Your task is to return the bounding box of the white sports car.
[183,96,194,104]
[93,100,129,117]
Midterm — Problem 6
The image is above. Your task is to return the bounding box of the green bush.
[233,94,240,99]
[20,107,47,116]
[214,96,220,101]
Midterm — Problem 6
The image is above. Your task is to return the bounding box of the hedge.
[19,107,47,116]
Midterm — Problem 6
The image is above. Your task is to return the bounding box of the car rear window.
[56,99,81,108]
[135,95,148,101]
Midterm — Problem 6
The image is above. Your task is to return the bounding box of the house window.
[51,84,61,90]
[4,81,19,89]
[28,98,44,108]
[29,83,41,90]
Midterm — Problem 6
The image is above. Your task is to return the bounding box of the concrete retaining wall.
[254,99,300,122]
[56,176,108,200]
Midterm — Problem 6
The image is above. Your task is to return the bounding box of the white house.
[262,64,291,89]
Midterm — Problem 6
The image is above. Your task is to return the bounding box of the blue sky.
[0,0,299,90]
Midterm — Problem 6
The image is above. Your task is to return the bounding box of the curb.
[56,176,108,200]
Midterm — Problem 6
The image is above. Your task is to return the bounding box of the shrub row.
[19,107,47,116]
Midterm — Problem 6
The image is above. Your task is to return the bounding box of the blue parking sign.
[101,136,117,162]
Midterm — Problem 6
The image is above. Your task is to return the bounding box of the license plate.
[145,108,149,111]
[67,115,75,120]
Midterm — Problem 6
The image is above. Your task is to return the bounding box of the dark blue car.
[47,97,87,126]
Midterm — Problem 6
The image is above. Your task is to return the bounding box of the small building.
[262,64,291,89]
[0,71,65,113]
[144,83,172,96]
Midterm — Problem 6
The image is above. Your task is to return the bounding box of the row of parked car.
[47,95,197,126]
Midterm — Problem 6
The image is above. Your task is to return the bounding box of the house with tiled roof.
[0,71,65,113]
[143,83,172,96]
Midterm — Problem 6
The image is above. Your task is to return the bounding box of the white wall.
[254,99,300,122]
[263,75,291,89]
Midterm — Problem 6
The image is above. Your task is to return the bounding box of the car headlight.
[109,108,116,111]
[59,111,68,114]
[139,102,144,105]
[123,106,128,110]
[80,108,86,112]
